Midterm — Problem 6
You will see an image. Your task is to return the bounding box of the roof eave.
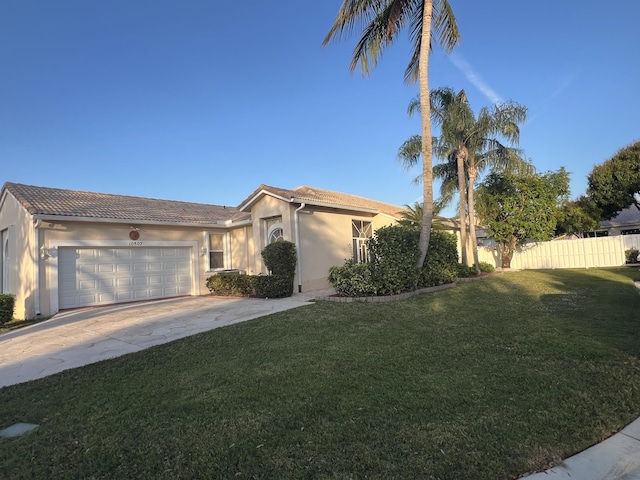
[238,189,292,212]
[31,214,248,229]
[291,198,381,215]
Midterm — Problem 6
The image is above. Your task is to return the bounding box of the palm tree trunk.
[467,162,481,273]
[456,149,468,265]
[416,0,434,269]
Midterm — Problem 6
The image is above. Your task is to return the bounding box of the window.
[265,217,284,244]
[209,233,225,270]
[352,220,372,263]
[584,230,608,238]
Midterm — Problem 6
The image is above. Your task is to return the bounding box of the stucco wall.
[248,195,400,292]
[296,207,397,292]
[0,193,36,320]
[250,195,294,275]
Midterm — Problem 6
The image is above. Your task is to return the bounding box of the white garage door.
[58,247,193,310]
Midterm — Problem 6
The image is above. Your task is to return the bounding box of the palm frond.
[432,0,460,53]
[397,134,422,169]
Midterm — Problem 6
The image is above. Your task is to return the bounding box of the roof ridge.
[4,182,233,209]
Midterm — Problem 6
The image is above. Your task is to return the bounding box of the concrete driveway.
[0,291,330,389]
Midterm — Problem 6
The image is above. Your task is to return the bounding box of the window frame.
[206,231,230,271]
[264,216,284,245]
[352,220,372,263]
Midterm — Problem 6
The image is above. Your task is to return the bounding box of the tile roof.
[600,204,640,228]
[241,184,406,218]
[2,182,249,225]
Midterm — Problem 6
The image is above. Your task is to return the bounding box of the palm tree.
[398,200,450,230]
[399,91,473,264]
[463,98,529,270]
[323,0,460,269]
[399,88,530,271]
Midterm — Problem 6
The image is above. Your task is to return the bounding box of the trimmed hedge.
[262,241,297,277]
[206,240,297,299]
[206,273,253,297]
[329,226,460,297]
[251,275,294,299]
[0,294,15,325]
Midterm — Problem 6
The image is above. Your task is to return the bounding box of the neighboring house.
[596,205,640,236]
[0,182,403,319]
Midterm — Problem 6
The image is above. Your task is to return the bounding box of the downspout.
[33,218,42,316]
[294,203,306,293]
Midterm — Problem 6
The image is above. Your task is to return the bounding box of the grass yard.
[1,268,639,479]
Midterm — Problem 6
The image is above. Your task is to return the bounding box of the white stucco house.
[0,182,405,319]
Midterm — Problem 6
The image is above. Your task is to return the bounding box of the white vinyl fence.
[476,234,640,270]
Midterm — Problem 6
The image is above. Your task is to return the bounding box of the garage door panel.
[79,265,96,274]
[78,279,97,290]
[58,247,193,309]
[116,291,133,301]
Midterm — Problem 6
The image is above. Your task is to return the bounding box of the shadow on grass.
[0,269,639,480]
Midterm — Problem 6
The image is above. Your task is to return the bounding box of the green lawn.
[1,268,639,479]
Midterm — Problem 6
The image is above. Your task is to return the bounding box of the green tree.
[586,141,640,220]
[323,0,460,269]
[554,196,601,237]
[397,200,450,230]
[398,88,530,271]
[476,168,570,268]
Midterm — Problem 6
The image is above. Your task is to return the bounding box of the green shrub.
[625,248,639,264]
[419,231,459,287]
[206,273,252,296]
[328,260,377,297]
[0,294,15,324]
[456,263,478,277]
[261,240,296,297]
[477,261,496,273]
[206,240,298,299]
[262,241,297,277]
[251,275,294,298]
[205,272,294,299]
[328,227,459,296]
[368,225,420,295]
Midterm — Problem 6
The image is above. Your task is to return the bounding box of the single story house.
[596,205,640,236]
[0,182,404,319]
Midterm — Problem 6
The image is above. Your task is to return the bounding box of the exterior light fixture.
[40,245,50,260]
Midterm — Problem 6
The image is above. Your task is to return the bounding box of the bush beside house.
[206,241,297,299]
[329,226,460,297]
[0,294,15,324]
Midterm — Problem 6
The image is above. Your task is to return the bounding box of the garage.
[58,247,193,309]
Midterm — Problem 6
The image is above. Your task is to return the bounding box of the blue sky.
[2,1,639,216]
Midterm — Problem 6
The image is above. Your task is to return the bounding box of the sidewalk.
[521,418,640,479]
